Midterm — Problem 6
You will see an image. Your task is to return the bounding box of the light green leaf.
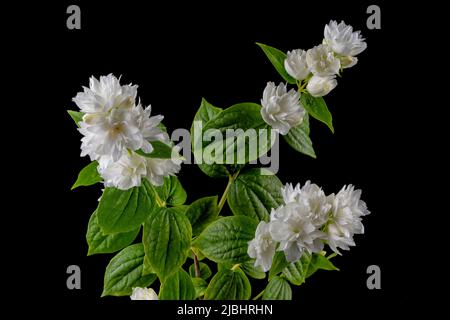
[300,92,334,133]
[282,258,306,286]
[306,253,339,278]
[159,268,196,300]
[86,210,139,256]
[102,244,156,297]
[185,196,218,236]
[67,110,84,127]
[228,168,284,222]
[283,113,316,158]
[71,161,102,190]
[189,262,212,280]
[192,277,208,298]
[142,255,154,276]
[193,216,258,264]
[190,98,229,178]
[97,179,155,234]
[262,276,292,300]
[256,43,296,84]
[240,260,266,279]
[143,207,192,280]
[154,176,187,206]
[282,253,339,285]
[135,140,173,159]
[204,268,251,300]
[269,251,289,280]
[202,103,274,165]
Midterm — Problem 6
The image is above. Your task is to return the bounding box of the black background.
[10,0,426,316]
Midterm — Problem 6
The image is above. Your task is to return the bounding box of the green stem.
[217,170,240,214]
[252,289,265,300]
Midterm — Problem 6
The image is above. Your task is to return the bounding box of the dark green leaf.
[269,251,289,280]
[154,176,187,206]
[193,216,258,264]
[97,179,155,234]
[71,161,102,190]
[228,168,284,222]
[185,196,218,236]
[102,244,156,297]
[300,92,334,133]
[283,113,316,158]
[192,278,208,298]
[159,268,196,300]
[189,262,212,280]
[262,276,292,300]
[204,268,251,300]
[143,207,192,280]
[240,260,266,279]
[135,140,173,159]
[256,43,296,84]
[86,210,140,256]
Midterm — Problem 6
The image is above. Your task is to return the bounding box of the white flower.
[99,151,147,190]
[284,49,310,81]
[132,104,168,153]
[130,287,158,300]
[145,146,183,186]
[306,75,337,97]
[269,202,325,262]
[306,44,340,77]
[339,55,358,69]
[324,20,367,56]
[281,183,302,204]
[326,185,370,253]
[248,221,277,272]
[260,82,305,135]
[73,74,137,114]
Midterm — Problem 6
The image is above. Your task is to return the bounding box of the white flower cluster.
[130,287,158,300]
[261,21,366,135]
[248,181,369,272]
[73,74,181,190]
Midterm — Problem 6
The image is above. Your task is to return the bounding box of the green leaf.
[185,196,218,236]
[142,255,154,276]
[67,110,84,127]
[191,98,229,178]
[262,276,292,300]
[159,268,196,300]
[256,43,296,84]
[86,210,140,256]
[269,251,289,280]
[228,168,284,222]
[97,179,155,234]
[135,140,174,159]
[283,113,316,158]
[143,207,192,280]
[300,92,334,133]
[192,277,208,298]
[189,262,212,280]
[154,176,187,206]
[102,244,156,297]
[71,161,102,190]
[282,253,339,285]
[193,216,258,264]
[204,268,251,300]
[240,260,266,279]
[202,103,274,165]
[171,205,190,214]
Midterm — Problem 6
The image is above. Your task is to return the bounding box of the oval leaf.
[143,207,192,280]
[135,140,173,159]
[269,251,289,280]
[97,179,155,234]
[283,113,316,158]
[154,176,187,206]
[228,168,284,222]
[185,196,218,236]
[204,268,251,300]
[262,276,292,300]
[256,43,296,84]
[193,216,258,264]
[102,244,156,297]
[71,161,102,190]
[86,210,140,256]
[240,260,266,280]
[159,268,196,300]
[189,262,212,280]
[192,277,208,298]
[300,92,334,133]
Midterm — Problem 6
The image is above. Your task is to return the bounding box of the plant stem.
[252,289,265,300]
[217,170,240,214]
[193,251,201,278]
